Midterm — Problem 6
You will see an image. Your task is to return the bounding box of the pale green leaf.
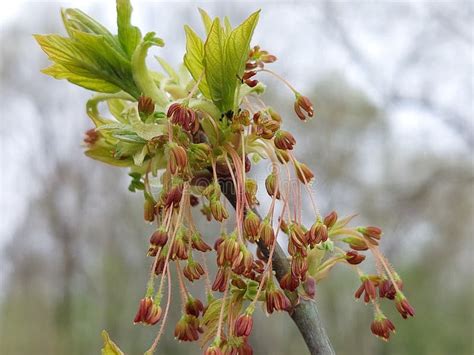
[101,330,125,355]
[116,0,142,57]
[183,25,211,99]
[35,33,139,96]
[224,16,233,35]
[226,10,260,91]
[198,8,213,34]
[43,63,120,93]
[203,18,231,111]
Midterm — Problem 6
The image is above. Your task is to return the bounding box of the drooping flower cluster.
[36,1,414,353]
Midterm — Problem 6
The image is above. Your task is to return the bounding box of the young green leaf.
[101,330,124,355]
[198,8,213,34]
[131,32,169,108]
[183,25,211,99]
[203,18,232,112]
[35,32,140,97]
[226,10,260,95]
[116,0,142,57]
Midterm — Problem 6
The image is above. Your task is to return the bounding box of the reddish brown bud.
[291,254,309,280]
[279,272,299,291]
[192,233,212,252]
[183,261,205,282]
[243,70,257,80]
[165,184,183,208]
[274,130,296,150]
[294,94,314,121]
[210,198,229,222]
[371,315,396,341]
[133,297,162,325]
[379,277,403,300]
[346,250,366,265]
[323,211,338,229]
[149,228,168,247]
[212,267,230,292]
[170,234,188,260]
[295,162,314,184]
[174,314,202,341]
[83,128,100,146]
[168,143,188,175]
[288,223,308,250]
[395,292,415,319]
[234,314,253,337]
[185,297,204,317]
[265,287,291,314]
[244,210,261,242]
[355,277,377,303]
[307,221,328,245]
[245,79,259,87]
[167,103,196,131]
[138,95,155,116]
[259,218,275,247]
[358,226,383,245]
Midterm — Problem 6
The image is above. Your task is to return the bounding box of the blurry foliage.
[0,2,472,355]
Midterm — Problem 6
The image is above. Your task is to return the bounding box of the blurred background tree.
[0,2,472,355]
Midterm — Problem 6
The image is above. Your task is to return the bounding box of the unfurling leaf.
[116,0,142,57]
[101,330,124,355]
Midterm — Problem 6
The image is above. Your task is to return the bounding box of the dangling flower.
[133,297,162,325]
[274,130,296,150]
[174,314,202,341]
[265,281,291,314]
[183,260,205,282]
[279,272,299,291]
[395,292,415,319]
[244,210,261,242]
[184,297,204,317]
[259,218,275,247]
[234,313,253,337]
[354,276,377,303]
[294,94,314,121]
[191,232,212,252]
[294,161,314,184]
[265,172,280,199]
[168,143,188,175]
[212,267,230,292]
[370,312,396,341]
[379,276,403,300]
[149,227,168,247]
